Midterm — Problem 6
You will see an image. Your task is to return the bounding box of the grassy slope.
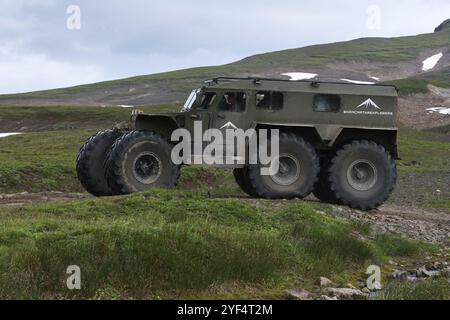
[0,29,449,101]
[397,128,450,173]
[385,66,450,96]
[0,105,179,131]
[390,127,450,207]
[0,190,438,299]
[377,278,450,300]
[236,31,450,68]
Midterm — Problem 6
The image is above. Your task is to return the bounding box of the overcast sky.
[0,0,449,94]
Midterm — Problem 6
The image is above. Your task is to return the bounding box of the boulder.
[318,295,338,301]
[324,288,367,299]
[361,287,371,294]
[441,267,450,278]
[388,270,408,281]
[416,266,441,278]
[319,277,334,287]
[285,288,312,300]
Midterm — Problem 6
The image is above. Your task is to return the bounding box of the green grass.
[373,235,436,257]
[0,130,240,195]
[0,105,180,132]
[424,199,450,210]
[385,79,450,96]
[238,30,450,69]
[397,127,450,173]
[0,130,90,193]
[428,124,450,135]
[384,79,430,95]
[377,278,450,300]
[289,205,376,274]
[0,190,435,299]
[389,127,450,207]
[384,66,450,95]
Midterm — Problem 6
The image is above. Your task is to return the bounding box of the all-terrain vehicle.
[76,77,399,210]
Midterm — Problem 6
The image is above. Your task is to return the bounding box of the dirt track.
[0,192,87,206]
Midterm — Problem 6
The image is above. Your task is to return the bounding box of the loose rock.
[285,289,311,300]
[388,270,408,281]
[416,266,441,278]
[324,288,367,299]
[319,277,334,287]
[362,287,371,294]
[318,295,338,301]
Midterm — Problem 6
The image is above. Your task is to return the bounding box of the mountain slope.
[0,21,449,130]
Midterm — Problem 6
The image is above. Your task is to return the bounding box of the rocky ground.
[284,200,450,300]
[328,204,450,246]
[285,259,450,300]
[399,85,450,130]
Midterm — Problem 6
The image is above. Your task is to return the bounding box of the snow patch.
[0,133,22,138]
[427,107,450,115]
[422,53,443,71]
[341,79,375,85]
[117,105,135,108]
[282,72,318,81]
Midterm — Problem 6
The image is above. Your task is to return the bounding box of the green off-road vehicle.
[76,77,399,210]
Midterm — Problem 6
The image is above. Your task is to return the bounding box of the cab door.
[186,91,216,161]
[211,91,251,165]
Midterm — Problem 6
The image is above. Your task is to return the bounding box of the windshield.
[181,89,202,112]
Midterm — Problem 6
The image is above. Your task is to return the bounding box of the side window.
[271,92,284,110]
[198,92,216,109]
[218,92,246,112]
[313,94,341,112]
[256,91,284,110]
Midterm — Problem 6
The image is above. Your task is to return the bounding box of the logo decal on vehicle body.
[220,121,239,130]
[356,98,381,110]
[343,98,393,116]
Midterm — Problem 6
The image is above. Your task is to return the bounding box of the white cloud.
[0,0,449,93]
[0,48,103,93]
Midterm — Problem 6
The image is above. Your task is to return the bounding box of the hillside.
[0,23,449,106]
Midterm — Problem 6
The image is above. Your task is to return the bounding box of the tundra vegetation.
[0,106,448,299]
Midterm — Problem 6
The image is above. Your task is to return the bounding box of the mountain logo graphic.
[356,98,381,110]
[220,121,239,130]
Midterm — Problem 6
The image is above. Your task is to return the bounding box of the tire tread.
[105,130,180,195]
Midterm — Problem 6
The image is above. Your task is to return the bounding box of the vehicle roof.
[204,77,398,97]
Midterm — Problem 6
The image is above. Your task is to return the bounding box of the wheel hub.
[270,154,301,186]
[132,152,162,184]
[347,160,378,191]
